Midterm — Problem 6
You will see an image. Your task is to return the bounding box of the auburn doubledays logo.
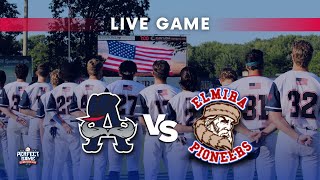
[78,93,137,154]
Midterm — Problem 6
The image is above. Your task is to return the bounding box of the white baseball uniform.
[37,91,72,180]
[210,84,233,180]
[266,70,320,180]
[0,88,8,176]
[229,76,276,180]
[107,80,145,177]
[69,79,109,180]
[0,81,29,180]
[135,84,180,180]
[19,82,52,180]
[166,91,208,180]
[46,82,81,180]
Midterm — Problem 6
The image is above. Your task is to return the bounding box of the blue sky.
[10,0,320,45]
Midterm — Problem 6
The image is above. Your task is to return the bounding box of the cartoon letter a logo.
[78,93,137,154]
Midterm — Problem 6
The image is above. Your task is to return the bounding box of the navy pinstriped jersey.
[69,79,109,114]
[19,82,52,112]
[107,80,145,120]
[266,70,320,130]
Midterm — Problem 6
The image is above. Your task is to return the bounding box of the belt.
[291,125,319,131]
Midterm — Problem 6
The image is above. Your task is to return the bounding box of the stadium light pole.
[68,0,71,62]
[23,0,28,56]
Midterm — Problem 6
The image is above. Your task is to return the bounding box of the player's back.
[20,82,52,111]
[0,87,8,124]
[3,81,29,116]
[107,80,145,119]
[47,82,78,123]
[167,91,199,126]
[230,76,273,130]
[72,79,108,112]
[167,91,198,139]
[268,70,320,129]
[38,91,53,126]
[137,84,180,122]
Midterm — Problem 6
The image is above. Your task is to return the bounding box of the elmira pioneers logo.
[188,87,253,164]
[78,92,137,154]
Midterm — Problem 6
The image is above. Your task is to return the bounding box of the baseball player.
[0,70,9,178]
[229,49,276,180]
[107,60,145,180]
[135,60,180,180]
[37,69,72,180]
[46,62,81,180]
[0,64,29,180]
[211,68,238,180]
[19,63,53,180]
[266,40,320,180]
[219,68,238,87]
[166,66,208,180]
[69,59,109,180]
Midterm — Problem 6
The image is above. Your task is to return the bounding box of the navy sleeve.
[69,93,80,113]
[18,90,31,109]
[0,89,9,107]
[265,82,282,112]
[166,103,177,121]
[46,94,57,112]
[135,94,149,116]
[36,98,45,118]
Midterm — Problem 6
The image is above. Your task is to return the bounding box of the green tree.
[0,0,21,56]
[309,51,320,76]
[28,35,49,70]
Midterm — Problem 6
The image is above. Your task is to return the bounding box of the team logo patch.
[78,92,137,154]
[17,147,40,166]
[188,87,253,164]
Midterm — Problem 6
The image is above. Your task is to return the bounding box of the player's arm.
[0,107,27,125]
[36,98,45,142]
[135,94,149,132]
[235,122,261,142]
[46,94,72,134]
[166,102,193,133]
[19,90,37,117]
[261,121,277,135]
[0,89,27,126]
[266,82,311,145]
[69,93,86,118]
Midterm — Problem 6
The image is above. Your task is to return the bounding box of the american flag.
[18,86,25,92]
[62,87,71,92]
[158,89,168,96]
[249,83,261,89]
[103,41,174,73]
[39,87,47,93]
[85,85,94,90]
[123,85,133,91]
[296,78,308,85]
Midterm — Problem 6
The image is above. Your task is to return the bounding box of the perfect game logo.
[17,147,40,166]
[188,87,253,164]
